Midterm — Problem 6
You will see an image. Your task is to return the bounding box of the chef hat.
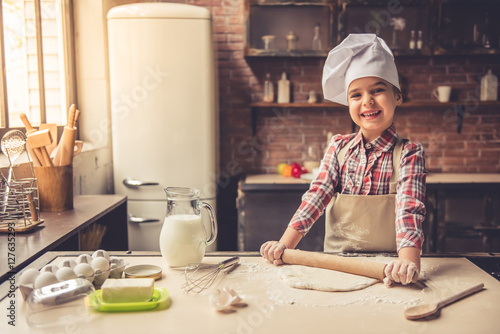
[322,34,400,106]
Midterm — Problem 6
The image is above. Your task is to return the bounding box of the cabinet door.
[237,189,325,251]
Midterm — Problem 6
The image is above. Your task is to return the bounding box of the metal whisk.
[182,257,239,293]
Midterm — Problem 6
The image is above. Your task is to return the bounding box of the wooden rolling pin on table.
[282,249,418,282]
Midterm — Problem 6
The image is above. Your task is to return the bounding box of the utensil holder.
[34,165,73,211]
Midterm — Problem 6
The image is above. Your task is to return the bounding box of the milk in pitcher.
[159,214,207,268]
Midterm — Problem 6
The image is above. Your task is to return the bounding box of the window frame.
[0,0,77,138]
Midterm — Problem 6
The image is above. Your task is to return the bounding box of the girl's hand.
[260,241,287,266]
[383,259,419,287]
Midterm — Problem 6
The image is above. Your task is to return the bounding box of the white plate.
[124,264,163,280]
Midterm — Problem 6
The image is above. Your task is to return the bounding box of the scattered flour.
[223,257,435,309]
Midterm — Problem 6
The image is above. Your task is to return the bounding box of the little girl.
[260,34,426,287]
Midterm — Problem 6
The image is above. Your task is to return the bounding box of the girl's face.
[347,77,402,143]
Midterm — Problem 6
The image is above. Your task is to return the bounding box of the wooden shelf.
[250,101,500,135]
[245,49,328,58]
[250,101,500,108]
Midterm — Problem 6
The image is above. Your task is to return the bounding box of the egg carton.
[18,251,127,301]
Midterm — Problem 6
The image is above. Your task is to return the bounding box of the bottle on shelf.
[263,73,274,103]
[417,30,423,50]
[480,69,498,101]
[312,23,322,51]
[307,90,317,103]
[261,35,275,50]
[409,30,416,50]
[277,72,290,104]
[286,31,297,51]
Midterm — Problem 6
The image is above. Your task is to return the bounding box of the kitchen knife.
[282,249,419,282]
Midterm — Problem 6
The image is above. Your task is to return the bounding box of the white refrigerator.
[107,3,218,251]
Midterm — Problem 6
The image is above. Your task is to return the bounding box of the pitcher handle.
[201,201,218,247]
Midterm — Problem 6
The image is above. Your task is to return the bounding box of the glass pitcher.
[159,187,217,269]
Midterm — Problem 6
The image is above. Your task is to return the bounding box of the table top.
[0,195,126,283]
[2,251,499,334]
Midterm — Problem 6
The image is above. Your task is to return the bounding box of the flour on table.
[279,265,379,292]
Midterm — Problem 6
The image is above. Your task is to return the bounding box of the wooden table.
[1,251,499,333]
[0,195,127,284]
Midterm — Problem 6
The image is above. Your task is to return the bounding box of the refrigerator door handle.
[123,177,160,188]
[129,214,161,224]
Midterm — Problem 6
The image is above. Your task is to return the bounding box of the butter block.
[101,278,154,303]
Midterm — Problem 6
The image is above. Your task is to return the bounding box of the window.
[0,0,75,131]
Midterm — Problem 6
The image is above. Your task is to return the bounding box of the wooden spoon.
[404,283,484,320]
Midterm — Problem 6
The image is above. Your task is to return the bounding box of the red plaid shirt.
[290,125,426,251]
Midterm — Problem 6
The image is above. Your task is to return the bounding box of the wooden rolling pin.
[282,249,418,282]
[53,104,79,166]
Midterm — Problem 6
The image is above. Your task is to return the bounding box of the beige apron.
[324,136,404,253]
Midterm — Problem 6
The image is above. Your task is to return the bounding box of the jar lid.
[124,265,163,280]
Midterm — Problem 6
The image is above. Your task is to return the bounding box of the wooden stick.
[27,193,38,222]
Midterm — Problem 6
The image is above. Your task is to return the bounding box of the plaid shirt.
[290,125,426,251]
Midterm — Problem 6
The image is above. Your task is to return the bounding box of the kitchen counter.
[242,173,500,188]
[1,251,500,333]
[0,195,127,284]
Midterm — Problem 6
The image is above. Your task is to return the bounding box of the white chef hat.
[322,34,400,106]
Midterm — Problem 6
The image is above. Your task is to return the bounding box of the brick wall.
[202,0,500,176]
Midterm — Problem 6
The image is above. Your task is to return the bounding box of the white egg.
[91,257,109,272]
[59,259,77,269]
[19,268,40,285]
[92,249,110,262]
[74,263,94,278]
[40,264,59,273]
[55,267,77,281]
[34,272,58,289]
[77,254,92,264]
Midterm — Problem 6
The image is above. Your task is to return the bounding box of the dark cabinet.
[237,178,325,251]
[245,0,500,57]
